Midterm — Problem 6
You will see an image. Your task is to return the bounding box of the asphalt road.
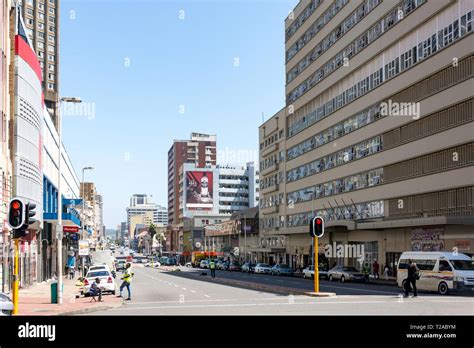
[88,263,474,315]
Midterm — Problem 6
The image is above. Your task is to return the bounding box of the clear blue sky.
[60,0,298,228]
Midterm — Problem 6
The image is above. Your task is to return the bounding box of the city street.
[89,258,474,315]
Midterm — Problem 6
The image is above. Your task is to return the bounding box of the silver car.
[254,263,272,274]
[0,292,13,316]
[328,266,364,282]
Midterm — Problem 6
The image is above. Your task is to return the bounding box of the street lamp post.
[81,166,94,277]
[56,97,81,305]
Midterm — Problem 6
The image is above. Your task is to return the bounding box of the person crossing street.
[118,262,134,300]
[209,259,216,278]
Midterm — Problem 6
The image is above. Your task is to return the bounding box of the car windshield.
[343,267,358,272]
[87,271,109,278]
[451,260,474,270]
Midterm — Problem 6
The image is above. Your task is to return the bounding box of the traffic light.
[309,216,324,238]
[25,203,37,226]
[8,199,25,229]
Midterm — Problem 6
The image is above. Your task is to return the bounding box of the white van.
[397,251,474,295]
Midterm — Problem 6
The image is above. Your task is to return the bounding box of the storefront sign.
[78,240,89,256]
[63,226,79,233]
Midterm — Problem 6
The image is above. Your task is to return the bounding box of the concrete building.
[126,194,167,239]
[19,0,60,130]
[218,162,259,215]
[167,132,217,227]
[0,0,15,292]
[259,0,474,272]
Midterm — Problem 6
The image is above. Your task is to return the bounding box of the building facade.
[19,0,59,130]
[126,194,167,239]
[259,0,474,272]
[167,132,217,227]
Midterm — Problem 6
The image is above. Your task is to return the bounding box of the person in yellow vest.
[209,259,216,278]
[118,263,134,300]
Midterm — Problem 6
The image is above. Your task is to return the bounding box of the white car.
[83,269,116,296]
[303,266,315,279]
[88,264,110,272]
[254,263,272,274]
[0,292,13,316]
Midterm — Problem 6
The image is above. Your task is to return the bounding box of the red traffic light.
[12,201,20,210]
[309,216,324,238]
[316,218,322,225]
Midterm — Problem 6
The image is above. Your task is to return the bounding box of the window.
[48,83,55,90]
[27,18,34,26]
[48,35,55,43]
[38,23,45,30]
[385,58,399,79]
[26,8,33,15]
[49,8,55,15]
[438,260,452,272]
[48,54,55,62]
[48,45,54,53]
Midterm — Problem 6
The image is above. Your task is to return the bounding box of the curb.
[58,299,124,316]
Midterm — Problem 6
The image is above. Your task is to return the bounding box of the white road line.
[190,290,196,293]
[204,294,211,298]
[182,288,187,291]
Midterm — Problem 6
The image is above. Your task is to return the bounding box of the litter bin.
[50,281,64,304]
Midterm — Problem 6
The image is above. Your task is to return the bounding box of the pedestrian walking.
[118,263,134,300]
[383,264,390,280]
[209,259,216,278]
[404,260,420,298]
[372,260,380,279]
[363,263,371,284]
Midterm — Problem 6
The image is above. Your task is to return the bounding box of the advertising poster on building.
[411,227,445,251]
[186,171,213,209]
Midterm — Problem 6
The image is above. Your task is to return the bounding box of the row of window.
[287,168,383,205]
[260,150,285,172]
[287,0,424,94]
[286,0,349,62]
[262,216,284,229]
[260,171,285,191]
[287,0,388,84]
[286,200,384,227]
[219,184,249,190]
[260,129,284,150]
[287,136,382,183]
[285,0,323,42]
[260,192,285,210]
[287,103,382,161]
[287,8,474,138]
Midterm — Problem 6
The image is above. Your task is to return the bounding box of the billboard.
[186,171,214,210]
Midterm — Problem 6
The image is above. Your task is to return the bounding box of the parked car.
[254,263,272,274]
[145,261,161,268]
[0,292,13,316]
[328,266,364,282]
[303,266,329,279]
[167,258,177,266]
[271,264,294,276]
[216,260,226,270]
[200,260,209,269]
[221,261,230,271]
[228,262,241,271]
[83,269,116,296]
[241,262,255,273]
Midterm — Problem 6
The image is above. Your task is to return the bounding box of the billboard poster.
[186,171,213,209]
[78,240,89,256]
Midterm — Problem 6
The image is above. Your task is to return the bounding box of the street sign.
[78,240,89,256]
[63,226,79,233]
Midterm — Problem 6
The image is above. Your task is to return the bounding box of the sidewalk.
[17,277,123,316]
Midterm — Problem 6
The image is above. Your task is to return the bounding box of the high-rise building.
[19,0,60,129]
[167,132,217,227]
[259,0,474,270]
[126,194,167,239]
[218,162,259,215]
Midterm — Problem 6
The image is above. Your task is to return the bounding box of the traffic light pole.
[314,236,319,293]
[56,101,63,305]
[12,239,19,314]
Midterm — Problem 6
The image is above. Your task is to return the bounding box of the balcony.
[260,184,278,195]
[260,142,278,157]
[260,162,278,177]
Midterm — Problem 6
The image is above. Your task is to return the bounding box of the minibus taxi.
[397,251,474,295]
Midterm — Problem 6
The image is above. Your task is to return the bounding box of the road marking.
[204,294,211,298]
[182,288,187,291]
[190,290,196,293]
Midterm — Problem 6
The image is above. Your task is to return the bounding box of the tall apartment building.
[126,194,168,239]
[167,132,217,227]
[259,0,474,270]
[218,162,259,215]
[19,0,59,129]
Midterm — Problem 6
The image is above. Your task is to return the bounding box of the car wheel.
[112,290,116,295]
[329,274,333,281]
[341,276,345,283]
[438,282,449,295]
[277,272,281,276]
